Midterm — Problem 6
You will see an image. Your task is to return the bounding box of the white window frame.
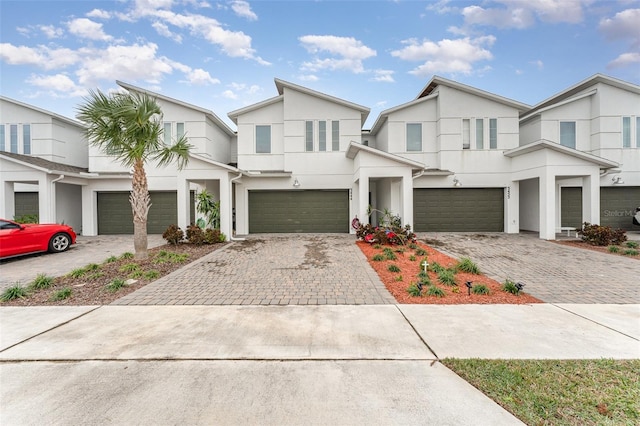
[406,123,422,152]
[319,120,327,152]
[256,125,271,154]
[23,124,31,155]
[332,120,340,151]
[476,118,484,149]
[462,119,470,149]
[489,118,497,149]
[559,121,576,149]
[305,120,314,152]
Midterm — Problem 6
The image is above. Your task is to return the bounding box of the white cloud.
[86,9,112,19]
[16,27,31,37]
[222,89,238,99]
[462,5,534,29]
[426,0,458,15]
[530,59,544,69]
[298,74,319,82]
[599,9,640,46]
[0,43,80,70]
[25,73,88,97]
[67,18,113,41]
[184,68,220,85]
[299,35,376,73]
[391,36,495,76]
[607,52,640,69]
[371,69,395,83]
[230,0,258,21]
[152,21,183,43]
[39,25,64,39]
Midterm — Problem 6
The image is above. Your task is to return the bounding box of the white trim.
[520,89,597,122]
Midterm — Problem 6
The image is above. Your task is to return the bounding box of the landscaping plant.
[162,224,184,245]
[578,222,627,246]
[456,257,481,274]
[426,285,445,298]
[1,285,28,301]
[30,274,54,290]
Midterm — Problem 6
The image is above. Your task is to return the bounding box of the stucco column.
[402,174,413,229]
[1,181,15,220]
[358,173,370,226]
[176,177,190,231]
[38,177,53,223]
[235,185,248,235]
[582,172,600,225]
[505,181,519,233]
[219,174,231,239]
[539,170,556,240]
[81,186,97,236]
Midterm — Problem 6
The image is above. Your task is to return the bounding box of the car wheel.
[49,233,71,253]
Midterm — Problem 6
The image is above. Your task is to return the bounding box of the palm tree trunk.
[130,159,151,260]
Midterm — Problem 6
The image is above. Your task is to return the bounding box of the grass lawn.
[442,358,640,426]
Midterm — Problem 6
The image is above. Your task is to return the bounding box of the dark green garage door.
[249,190,349,233]
[98,191,192,234]
[15,192,39,219]
[561,187,639,231]
[561,187,582,229]
[414,188,504,232]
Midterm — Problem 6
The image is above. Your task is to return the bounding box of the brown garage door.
[414,188,504,232]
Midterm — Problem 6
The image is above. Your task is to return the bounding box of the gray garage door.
[248,190,349,233]
[561,187,640,231]
[98,191,195,234]
[414,188,504,232]
[561,187,582,229]
[14,192,39,219]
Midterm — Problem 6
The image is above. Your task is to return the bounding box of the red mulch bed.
[357,241,542,304]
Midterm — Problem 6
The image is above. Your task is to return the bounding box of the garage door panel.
[601,187,640,231]
[249,190,348,233]
[414,188,504,232]
[98,191,181,235]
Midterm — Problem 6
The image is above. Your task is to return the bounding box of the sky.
[1,0,639,129]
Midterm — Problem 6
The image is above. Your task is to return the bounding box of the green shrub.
[85,263,100,271]
[119,263,140,273]
[408,255,416,261]
[408,243,418,250]
[373,244,382,249]
[394,247,405,253]
[119,252,134,260]
[426,285,445,298]
[623,249,639,256]
[68,267,87,278]
[438,269,457,286]
[419,274,432,286]
[417,271,429,280]
[50,287,72,301]
[608,245,620,253]
[106,278,127,293]
[456,257,480,274]
[88,272,104,280]
[385,251,397,261]
[502,279,519,295]
[626,241,639,249]
[186,225,206,245]
[30,273,54,290]
[1,285,28,301]
[387,264,401,273]
[105,255,118,263]
[144,270,160,280]
[472,284,490,295]
[154,251,189,264]
[429,262,446,274]
[578,222,627,246]
[162,224,184,245]
[13,214,38,224]
[372,254,385,261]
[414,248,427,256]
[204,228,224,244]
[394,275,403,282]
[129,270,144,279]
[407,283,422,297]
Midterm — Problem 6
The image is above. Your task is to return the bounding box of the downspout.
[229,172,245,241]
[51,174,64,223]
[412,169,425,180]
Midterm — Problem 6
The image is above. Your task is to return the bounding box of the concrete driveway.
[0,235,165,290]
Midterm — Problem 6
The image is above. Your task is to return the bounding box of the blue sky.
[1,0,639,128]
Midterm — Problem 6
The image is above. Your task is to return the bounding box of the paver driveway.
[418,232,640,304]
[113,234,395,305]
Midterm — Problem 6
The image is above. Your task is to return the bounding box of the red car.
[0,219,77,259]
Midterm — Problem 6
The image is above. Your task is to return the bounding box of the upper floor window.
[332,121,340,151]
[177,122,185,141]
[489,119,497,149]
[305,121,313,152]
[622,117,631,148]
[0,125,4,151]
[163,122,185,145]
[476,119,484,149]
[319,121,327,151]
[406,123,422,152]
[256,125,271,153]
[462,119,470,149]
[163,122,172,145]
[560,121,576,149]
[637,117,640,148]
[23,124,31,155]
[10,124,18,153]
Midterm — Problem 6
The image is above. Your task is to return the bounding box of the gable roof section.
[370,92,439,135]
[227,95,283,124]
[189,153,240,172]
[346,141,425,172]
[0,96,86,129]
[116,81,236,137]
[524,74,640,117]
[274,78,371,125]
[0,152,89,175]
[504,140,619,169]
[416,75,530,111]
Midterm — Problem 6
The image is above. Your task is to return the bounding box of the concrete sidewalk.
[1,304,638,425]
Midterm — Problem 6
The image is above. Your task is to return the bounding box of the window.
[622,117,631,148]
[489,119,497,149]
[406,123,422,152]
[332,120,339,151]
[23,124,31,154]
[305,121,313,152]
[10,124,18,153]
[256,125,271,153]
[476,119,484,149]
[462,119,470,149]
[176,122,185,141]
[163,122,172,145]
[319,121,326,151]
[560,121,576,149]
[0,125,4,151]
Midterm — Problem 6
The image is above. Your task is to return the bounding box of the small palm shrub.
[456,257,480,274]
[30,273,54,290]
[50,287,72,301]
[388,264,401,273]
[1,285,28,301]
[608,245,620,253]
[417,271,428,280]
[419,274,431,286]
[623,249,639,256]
[154,251,189,264]
[144,270,160,280]
[105,255,118,263]
[385,251,397,261]
[106,278,127,293]
[414,248,427,256]
[394,275,403,282]
[120,252,134,260]
[85,263,100,271]
[502,279,519,295]
[426,285,445,298]
[372,254,384,261]
[119,263,140,273]
[472,284,490,295]
[438,269,457,286]
[626,241,639,249]
[429,262,446,274]
[409,255,416,261]
[407,283,422,297]
[68,267,87,278]
[408,243,418,250]
[373,244,382,249]
[162,224,184,245]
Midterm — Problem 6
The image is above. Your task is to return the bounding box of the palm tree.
[77,89,191,260]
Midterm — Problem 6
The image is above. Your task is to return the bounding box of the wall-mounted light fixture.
[453,177,462,187]
[612,176,624,185]
[293,178,300,188]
